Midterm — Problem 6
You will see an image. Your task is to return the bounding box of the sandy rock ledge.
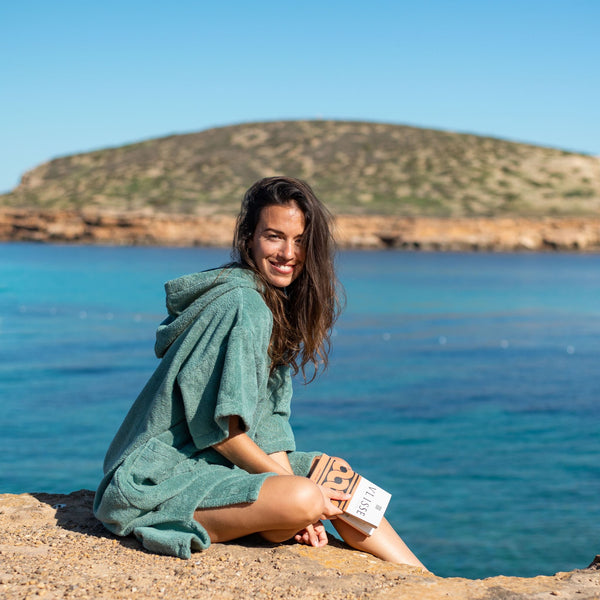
[1,491,599,600]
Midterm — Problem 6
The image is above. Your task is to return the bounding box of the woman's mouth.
[269,261,294,275]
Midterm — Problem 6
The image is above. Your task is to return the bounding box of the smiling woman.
[93,176,425,570]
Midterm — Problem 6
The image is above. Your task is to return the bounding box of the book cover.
[308,454,391,536]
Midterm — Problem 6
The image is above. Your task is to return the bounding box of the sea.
[1,242,599,580]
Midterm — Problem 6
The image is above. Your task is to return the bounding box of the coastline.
[1,207,600,251]
[1,491,599,600]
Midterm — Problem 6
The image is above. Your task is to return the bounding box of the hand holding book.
[308,454,392,536]
[318,485,352,519]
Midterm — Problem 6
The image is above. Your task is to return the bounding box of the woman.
[94,176,424,568]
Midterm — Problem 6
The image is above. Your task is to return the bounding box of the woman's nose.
[280,239,295,260]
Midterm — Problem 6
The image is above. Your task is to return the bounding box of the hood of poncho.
[154,266,260,358]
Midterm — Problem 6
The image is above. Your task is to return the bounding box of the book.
[308,454,391,536]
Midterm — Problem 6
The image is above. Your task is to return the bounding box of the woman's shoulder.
[207,269,273,338]
[155,266,271,357]
[213,266,267,308]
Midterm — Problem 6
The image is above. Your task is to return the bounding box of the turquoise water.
[1,243,599,579]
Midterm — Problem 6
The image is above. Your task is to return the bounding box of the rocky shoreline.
[2,208,600,251]
[1,491,599,600]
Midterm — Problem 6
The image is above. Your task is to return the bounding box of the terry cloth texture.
[94,266,321,558]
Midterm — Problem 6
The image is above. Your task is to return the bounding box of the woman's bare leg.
[194,475,325,543]
[195,469,425,569]
[333,517,426,569]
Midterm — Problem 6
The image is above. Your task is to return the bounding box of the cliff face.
[2,207,600,252]
[1,491,599,600]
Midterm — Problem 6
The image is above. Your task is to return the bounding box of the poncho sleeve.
[175,286,274,451]
[252,365,296,454]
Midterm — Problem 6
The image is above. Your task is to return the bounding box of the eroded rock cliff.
[2,208,600,252]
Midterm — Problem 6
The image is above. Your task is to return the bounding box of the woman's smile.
[269,261,294,274]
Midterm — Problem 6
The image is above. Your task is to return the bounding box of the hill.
[2,120,600,217]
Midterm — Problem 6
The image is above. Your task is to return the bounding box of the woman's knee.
[271,476,324,524]
[296,478,326,520]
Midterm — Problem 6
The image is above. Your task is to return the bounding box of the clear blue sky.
[1,0,598,193]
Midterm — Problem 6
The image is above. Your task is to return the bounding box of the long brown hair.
[232,176,342,381]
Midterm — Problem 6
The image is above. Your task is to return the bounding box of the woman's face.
[248,202,306,288]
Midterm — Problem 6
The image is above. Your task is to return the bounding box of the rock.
[0,491,599,599]
[1,208,600,252]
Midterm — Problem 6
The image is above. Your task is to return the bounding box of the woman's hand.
[292,484,351,547]
[294,521,328,547]
[318,485,351,521]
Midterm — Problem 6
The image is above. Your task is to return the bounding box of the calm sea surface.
[1,243,599,579]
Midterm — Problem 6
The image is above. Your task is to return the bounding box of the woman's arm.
[268,451,295,475]
[213,416,292,475]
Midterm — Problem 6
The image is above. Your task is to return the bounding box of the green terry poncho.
[94,266,320,558]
